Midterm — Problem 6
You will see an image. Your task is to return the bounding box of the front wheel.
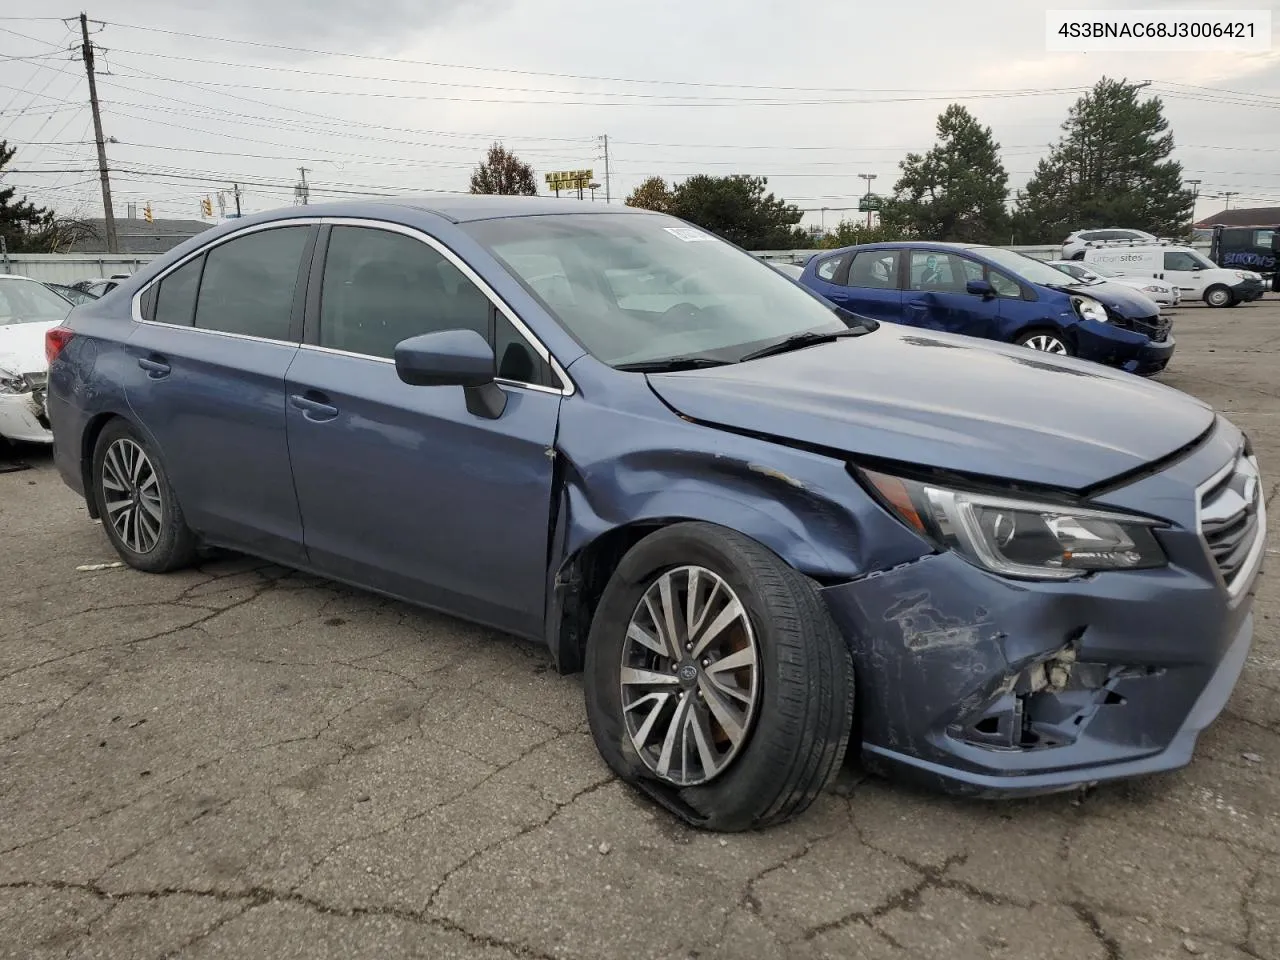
[1204,285,1234,308]
[1015,329,1073,356]
[91,419,198,573]
[584,522,855,832]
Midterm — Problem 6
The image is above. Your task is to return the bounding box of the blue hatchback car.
[799,241,1175,375]
[45,200,1264,831]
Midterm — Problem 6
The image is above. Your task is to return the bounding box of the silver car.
[1047,259,1181,308]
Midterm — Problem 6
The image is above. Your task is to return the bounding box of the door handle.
[138,356,170,378]
[289,392,339,422]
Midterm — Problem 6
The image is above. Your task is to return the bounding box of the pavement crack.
[803,853,970,940]
[0,879,556,959]
[1068,902,1122,960]
[423,773,617,912]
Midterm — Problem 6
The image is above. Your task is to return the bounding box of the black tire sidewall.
[585,523,850,829]
[91,419,192,572]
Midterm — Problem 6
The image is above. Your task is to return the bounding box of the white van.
[1083,241,1266,307]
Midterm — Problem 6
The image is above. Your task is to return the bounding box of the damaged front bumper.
[819,423,1265,798]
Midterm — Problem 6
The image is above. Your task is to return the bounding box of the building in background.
[66,217,213,255]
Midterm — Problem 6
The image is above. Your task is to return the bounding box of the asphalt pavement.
[2,299,1278,960]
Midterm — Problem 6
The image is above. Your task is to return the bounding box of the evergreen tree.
[880,104,1009,243]
[1014,77,1191,242]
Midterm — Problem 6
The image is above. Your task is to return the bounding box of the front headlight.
[0,367,28,395]
[1071,296,1109,323]
[1142,285,1162,293]
[862,469,1168,580]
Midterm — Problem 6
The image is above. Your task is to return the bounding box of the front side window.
[0,280,72,326]
[1255,229,1274,249]
[319,226,490,359]
[909,251,967,292]
[194,226,310,340]
[988,269,1022,297]
[461,213,850,368]
[846,250,899,289]
[1164,251,1203,271]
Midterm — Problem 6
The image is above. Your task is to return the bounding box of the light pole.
[858,174,878,228]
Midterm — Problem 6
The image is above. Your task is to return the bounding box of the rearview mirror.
[394,329,506,419]
[966,279,995,298]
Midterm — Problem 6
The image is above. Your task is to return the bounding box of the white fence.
[0,253,157,284]
[3,241,1214,282]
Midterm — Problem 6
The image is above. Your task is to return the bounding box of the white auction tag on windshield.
[664,227,714,242]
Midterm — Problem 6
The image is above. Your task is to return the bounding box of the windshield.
[461,213,851,366]
[0,280,73,326]
[1080,261,1118,278]
[976,247,1088,287]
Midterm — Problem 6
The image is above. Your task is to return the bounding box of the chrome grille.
[1199,450,1265,592]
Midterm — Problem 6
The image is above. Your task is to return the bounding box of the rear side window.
[815,256,843,281]
[193,227,310,340]
[152,256,203,326]
[846,250,899,288]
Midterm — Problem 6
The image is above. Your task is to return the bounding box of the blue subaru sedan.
[45,199,1264,830]
[799,241,1175,375]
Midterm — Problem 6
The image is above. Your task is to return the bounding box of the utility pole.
[296,167,310,205]
[80,13,117,253]
[1184,179,1201,234]
[233,182,242,216]
[1223,191,1238,210]
[600,134,611,203]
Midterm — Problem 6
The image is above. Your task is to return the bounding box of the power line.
[98,47,1091,103]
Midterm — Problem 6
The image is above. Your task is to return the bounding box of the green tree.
[0,141,54,252]
[667,174,804,249]
[817,219,905,249]
[879,104,1009,243]
[469,142,538,196]
[1014,77,1191,243]
[625,176,673,213]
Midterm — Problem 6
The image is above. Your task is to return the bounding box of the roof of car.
[818,241,984,255]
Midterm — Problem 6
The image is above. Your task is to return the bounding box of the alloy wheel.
[619,566,760,786]
[101,437,163,554]
[1022,334,1068,354]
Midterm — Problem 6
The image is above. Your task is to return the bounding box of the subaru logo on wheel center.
[678,663,698,683]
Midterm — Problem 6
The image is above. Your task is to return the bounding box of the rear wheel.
[584,522,855,832]
[1204,285,1233,308]
[91,419,197,573]
[1015,329,1073,356]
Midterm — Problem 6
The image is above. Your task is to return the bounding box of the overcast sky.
[1,0,1277,232]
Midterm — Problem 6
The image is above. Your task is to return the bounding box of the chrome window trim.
[128,216,574,396]
[295,343,564,396]
[316,217,574,396]
[129,217,325,332]
[1195,449,1267,602]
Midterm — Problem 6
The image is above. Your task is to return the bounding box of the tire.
[91,419,198,573]
[1015,329,1074,356]
[584,522,855,832]
[1204,285,1233,308]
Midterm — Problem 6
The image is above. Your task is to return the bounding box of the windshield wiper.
[738,327,870,362]
[614,356,733,373]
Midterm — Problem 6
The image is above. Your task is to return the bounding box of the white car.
[0,275,74,444]
[1062,228,1158,260]
[1082,243,1266,307]
[1046,259,1180,307]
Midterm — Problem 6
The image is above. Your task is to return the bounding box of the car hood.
[646,326,1214,491]
[0,319,58,375]
[1050,280,1160,317]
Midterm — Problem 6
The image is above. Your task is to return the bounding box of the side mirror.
[394,329,506,419]
[966,278,995,298]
